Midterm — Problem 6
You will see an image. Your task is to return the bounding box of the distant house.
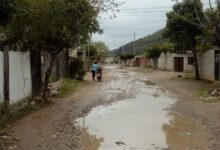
[69,48,78,59]
[158,52,194,72]
[41,50,68,81]
[134,55,148,67]
[105,57,114,64]
[119,57,134,66]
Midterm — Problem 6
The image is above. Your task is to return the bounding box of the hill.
[109,29,166,56]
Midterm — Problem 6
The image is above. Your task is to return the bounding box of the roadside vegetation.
[174,73,220,103]
[0,79,83,135]
[58,79,83,98]
[0,0,119,118]
[196,83,220,103]
[0,102,51,130]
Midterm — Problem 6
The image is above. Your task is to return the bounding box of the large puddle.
[75,66,209,150]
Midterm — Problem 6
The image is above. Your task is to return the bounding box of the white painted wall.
[0,51,32,104]
[158,52,166,70]
[198,49,216,81]
[158,52,194,72]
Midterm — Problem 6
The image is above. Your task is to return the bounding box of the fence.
[0,51,32,104]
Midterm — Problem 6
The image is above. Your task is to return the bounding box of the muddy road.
[8,65,211,150]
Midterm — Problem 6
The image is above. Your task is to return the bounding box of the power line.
[104,19,163,28]
[114,13,167,16]
[116,6,173,11]
[117,10,169,13]
[104,28,160,31]
[101,31,158,38]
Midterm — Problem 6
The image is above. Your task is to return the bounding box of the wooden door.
[215,51,220,80]
[174,57,184,72]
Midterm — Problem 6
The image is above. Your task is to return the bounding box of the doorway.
[174,57,184,72]
[215,51,220,80]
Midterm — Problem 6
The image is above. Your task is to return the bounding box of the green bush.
[69,59,86,80]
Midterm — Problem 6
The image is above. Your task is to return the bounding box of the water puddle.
[163,113,209,150]
[75,67,209,150]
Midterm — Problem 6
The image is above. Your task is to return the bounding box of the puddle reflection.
[80,118,104,150]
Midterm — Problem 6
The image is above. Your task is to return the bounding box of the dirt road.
[4,65,219,149]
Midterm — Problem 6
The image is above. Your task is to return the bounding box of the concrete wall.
[69,48,78,58]
[158,52,194,72]
[198,49,216,81]
[158,52,168,70]
[0,51,32,104]
[42,51,67,81]
[147,58,157,68]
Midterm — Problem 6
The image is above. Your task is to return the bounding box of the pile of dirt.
[48,80,63,96]
[0,134,19,150]
[200,89,220,101]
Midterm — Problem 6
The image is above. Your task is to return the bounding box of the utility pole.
[133,32,136,55]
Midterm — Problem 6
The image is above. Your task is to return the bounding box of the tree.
[163,0,203,80]
[186,0,220,49]
[0,0,15,117]
[90,41,109,62]
[145,45,162,70]
[3,0,101,101]
[0,0,119,102]
[0,0,15,26]
[120,54,135,59]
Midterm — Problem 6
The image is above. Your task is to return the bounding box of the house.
[198,47,220,81]
[69,46,92,71]
[69,48,78,59]
[41,50,68,81]
[158,52,194,72]
[119,58,134,66]
[134,55,148,67]
[156,48,220,81]
[105,57,114,64]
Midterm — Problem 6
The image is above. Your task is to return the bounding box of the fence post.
[3,45,10,116]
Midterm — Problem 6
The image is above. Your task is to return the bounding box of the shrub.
[69,59,86,80]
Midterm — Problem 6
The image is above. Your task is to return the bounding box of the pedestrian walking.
[91,61,98,81]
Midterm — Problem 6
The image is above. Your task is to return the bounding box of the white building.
[198,47,220,81]
[158,52,194,72]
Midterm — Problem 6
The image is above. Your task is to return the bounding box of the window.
[188,57,194,65]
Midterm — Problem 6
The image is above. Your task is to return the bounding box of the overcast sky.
[92,0,214,50]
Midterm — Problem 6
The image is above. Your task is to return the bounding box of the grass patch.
[58,79,83,98]
[182,74,195,80]
[0,79,83,134]
[195,83,220,103]
[0,102,51,128]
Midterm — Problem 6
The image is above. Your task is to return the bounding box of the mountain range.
[109,29,166,56]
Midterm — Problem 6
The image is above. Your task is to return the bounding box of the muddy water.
[75,66,209,150]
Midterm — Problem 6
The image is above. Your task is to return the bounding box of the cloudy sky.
[92,0,213,50]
